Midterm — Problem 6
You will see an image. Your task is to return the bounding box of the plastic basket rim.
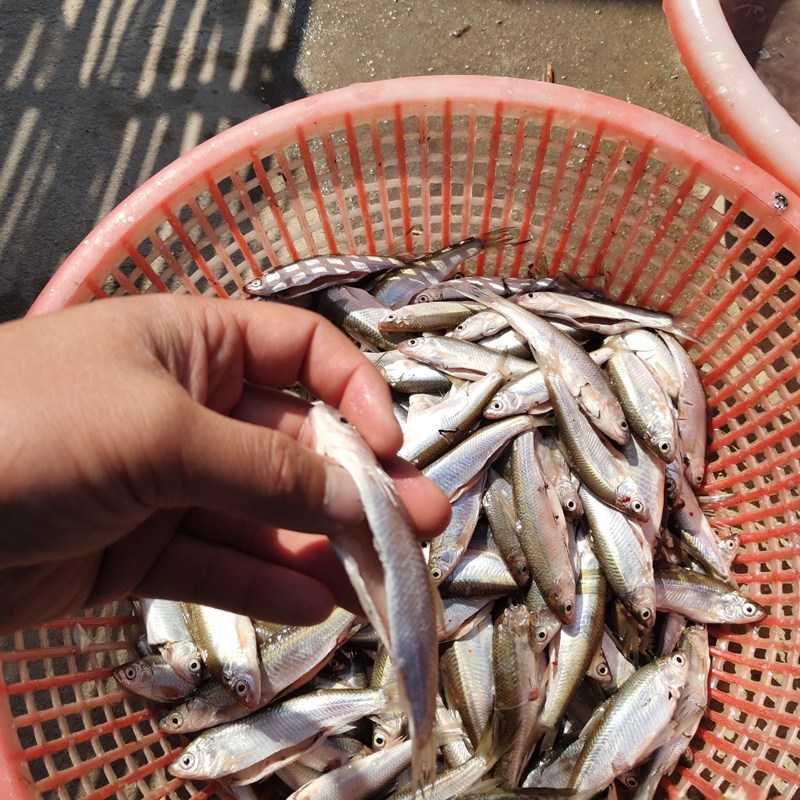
[27,73,800,317]
[663,0,800,197]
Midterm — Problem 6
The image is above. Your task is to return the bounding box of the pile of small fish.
[116,229,768,799]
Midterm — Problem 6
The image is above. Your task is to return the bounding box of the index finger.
[217,299,403,460]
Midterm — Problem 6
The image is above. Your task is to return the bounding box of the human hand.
[0,294,451,633]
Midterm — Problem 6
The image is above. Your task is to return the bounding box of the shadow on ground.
[0,1,311,321]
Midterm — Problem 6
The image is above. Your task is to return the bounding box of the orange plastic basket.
[3,76,800,800]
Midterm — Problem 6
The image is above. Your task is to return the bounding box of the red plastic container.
[3,76,800,799]
[664,0,800,196]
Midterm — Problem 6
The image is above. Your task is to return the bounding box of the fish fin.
[475,711,513,771]
[432,720,472,747]
[479,227,522,249]
[448,280,498,307]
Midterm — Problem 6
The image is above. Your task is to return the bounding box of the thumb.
[172,405,365,536]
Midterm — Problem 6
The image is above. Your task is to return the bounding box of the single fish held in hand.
[309,402,440,790]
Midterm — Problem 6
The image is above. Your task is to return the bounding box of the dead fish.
[653,568,767,624]
[244,253,407,300]
[183,603,261,710]
[114,655,196,703]
[309,403,439,790]
[512,430,577,626]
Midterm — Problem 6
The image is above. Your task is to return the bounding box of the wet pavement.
[0,1,705,322]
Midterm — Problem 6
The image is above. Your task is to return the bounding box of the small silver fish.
[244,253,406,300]
[114,655,195,703]
[653,568,767,624]
[309,403,439,790]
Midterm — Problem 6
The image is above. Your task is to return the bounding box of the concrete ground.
[0,0,706,323]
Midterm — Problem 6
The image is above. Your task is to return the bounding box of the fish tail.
[666,320,702,344]
[480,226,523,249]
[474,711,513,772]
[410,726,438,795]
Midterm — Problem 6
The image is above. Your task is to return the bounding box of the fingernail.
[324,464,365,527]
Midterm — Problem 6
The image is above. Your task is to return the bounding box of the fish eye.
[491,401,503,410]
[123,666,137,681]
[188,659,202,674]
[596,663,608,676]
[430,567,443,581]
[743,602,758,617]
[179,752,196,771]
[535,627,548,641]
[723,538,736,551]
[328,655,344,671]
[631,500,644,514]
[620,420,628,429]
[640,608,652,620]
[659,440,671,453]
[565,499,576,511]
[624,774,639,789]
[407,338,419,346]
[168,712,183,727]
[234,679,250,695]
[674,654,686,666]
[248,279,262,289]
[564,601,574,615]
[519,564,529,575]
[417,295,430,303]
[373,732,387,749]
[338,415,349,424]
